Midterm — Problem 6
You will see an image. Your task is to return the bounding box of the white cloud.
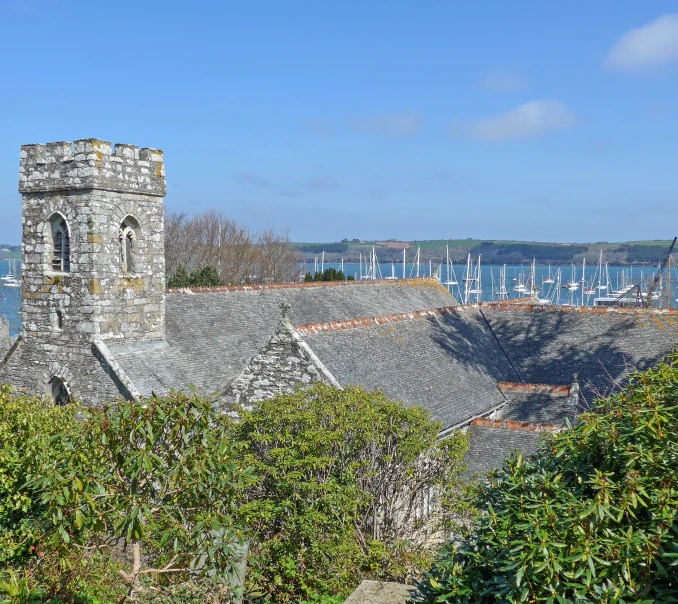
[482,70,526,91]
[451,100,577,142]
[349,113,422,135]
[605,14,678,71]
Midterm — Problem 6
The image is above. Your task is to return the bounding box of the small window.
[49,214,70,272]
[119,216,140,274]
[49,376,71,405]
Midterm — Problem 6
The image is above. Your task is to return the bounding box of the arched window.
[119,216,140,273]
[49,214,70,272]
[49,376,71,405]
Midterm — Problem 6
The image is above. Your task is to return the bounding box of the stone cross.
[279,300,291,320]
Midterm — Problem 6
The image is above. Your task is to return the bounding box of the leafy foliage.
[168,264,224,288]
[417,351,678,603]
[304,268,346,282]
[230,384,468,602]
[0,385,81,565]
[469,241,589,264]
[298,243,349,254]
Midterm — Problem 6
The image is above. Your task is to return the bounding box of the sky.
[0,0,677,244]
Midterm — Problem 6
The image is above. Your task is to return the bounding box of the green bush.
[0,389,250,602]
[417,351,678,603]
[0,386,81,565]
[230,384,468,602]
[168,264,224,288]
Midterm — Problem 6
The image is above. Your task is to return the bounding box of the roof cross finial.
[279,299,291,320]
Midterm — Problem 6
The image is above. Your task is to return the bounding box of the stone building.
[0,139,165,402]
[2,138,677,476]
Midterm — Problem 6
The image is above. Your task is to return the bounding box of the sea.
[2,258,677,337]
[307,261,678,309]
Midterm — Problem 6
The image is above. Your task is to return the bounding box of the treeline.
[468,241,589,264]
[615,244,668,264]
[298,243,348,254]
[165,210,301,287]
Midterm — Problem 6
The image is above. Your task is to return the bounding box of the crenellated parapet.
[19,139,166,196]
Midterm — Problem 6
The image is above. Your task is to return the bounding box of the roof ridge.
[498,381,570,395]
[479,301,678,315]
[295,305,458,335]
[469,417,564,432]
[166,276,442,295]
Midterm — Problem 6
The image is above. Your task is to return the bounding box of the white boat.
[543,264,555,284]
[443,245,459,287]
[463,253,482,304]
[1,259,20,287]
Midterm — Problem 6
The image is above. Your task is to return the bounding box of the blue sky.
[1,0,677,244]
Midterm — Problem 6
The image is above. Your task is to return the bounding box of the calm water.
[0,259,21,336]
[3,259,677,336]
[310,261,678,309]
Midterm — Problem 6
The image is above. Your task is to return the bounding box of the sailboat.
[543,265,555,284]
[463,254,482,304]
[1,259,20,287]
[494,264,509,299]
[513,268,528,294]
[443,245,459,287]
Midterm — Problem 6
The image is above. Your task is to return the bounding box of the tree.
[165,210,300,286]
[229,384,468,602]
[417,351,678,603]
[167,264,190,288]
[168,264,224,288]
[314,268,345,282]
[28,392,252,600]
[187,265,224,287]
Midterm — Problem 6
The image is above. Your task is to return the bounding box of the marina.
[303,249,678,309]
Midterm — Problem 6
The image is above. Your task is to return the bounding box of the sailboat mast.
[403,248,406,279]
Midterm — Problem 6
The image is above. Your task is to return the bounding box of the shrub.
[0,385,81,565]
[24,392,251,601]
[230,384,468,602]
[417,351,678,603]
[168,264,224,288]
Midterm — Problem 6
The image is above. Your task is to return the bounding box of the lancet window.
[49,214,70,272]
[119,216,140,273]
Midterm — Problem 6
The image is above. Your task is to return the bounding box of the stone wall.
[0,317,12,357]
[223,316,336,409]
[0,139,166,402]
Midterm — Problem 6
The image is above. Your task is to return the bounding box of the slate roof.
[496,391,576,425]
[465,422,546,477]
[480,307,678,407]
[108,279,456,397]
[301,307,519,429]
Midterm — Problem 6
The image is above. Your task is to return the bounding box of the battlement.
[19,139,166,196]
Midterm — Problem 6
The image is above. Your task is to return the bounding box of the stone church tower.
[0,139,166,402]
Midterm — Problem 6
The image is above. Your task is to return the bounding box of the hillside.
[293,239,676,266]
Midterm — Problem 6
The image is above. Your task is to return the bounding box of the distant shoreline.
[293,238,676,267]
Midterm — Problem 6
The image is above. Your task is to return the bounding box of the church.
[2,138,676,473]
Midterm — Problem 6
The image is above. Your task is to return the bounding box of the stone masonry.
[223,302,341,409]
[0,139,166,402]
[0,316,11,357]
